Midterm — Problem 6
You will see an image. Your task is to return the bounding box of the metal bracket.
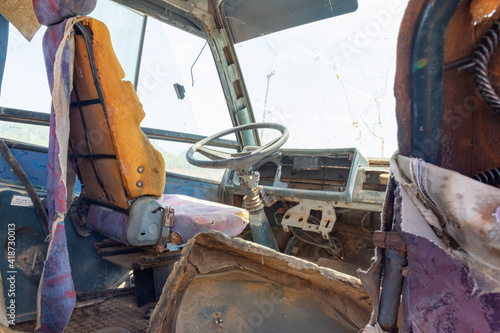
[126,197,166,247]
[156,207,175,253]
[281,200,336,239]
[373,231,407,255]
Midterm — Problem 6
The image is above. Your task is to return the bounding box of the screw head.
[137,180,143,187]
[137,166,144,173]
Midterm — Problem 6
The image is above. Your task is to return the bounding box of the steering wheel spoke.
[197,146,255,161]
[197,146,232,160]
[259,136,281,151]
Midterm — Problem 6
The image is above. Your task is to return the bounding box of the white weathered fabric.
[363,323,391,333]
[393,154,500,294]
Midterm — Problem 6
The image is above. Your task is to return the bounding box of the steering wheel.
[186,122,288,171]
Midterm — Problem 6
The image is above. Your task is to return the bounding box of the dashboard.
[223,148,389,211]
[221,148,389,238]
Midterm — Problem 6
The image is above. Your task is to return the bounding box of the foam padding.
[71,18,165,207]
[71,35,129,209]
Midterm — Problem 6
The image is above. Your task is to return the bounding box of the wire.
[360,211,372,233]
[473,20,500,117]
[274,211,282,226]
[190,41,208,87]
[289,227,343,258]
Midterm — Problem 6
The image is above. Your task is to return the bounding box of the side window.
[0,23,50,146]
[136,17,233,181]
[91,1,144,85]
[0,0,144,147]
[0,0,234,182]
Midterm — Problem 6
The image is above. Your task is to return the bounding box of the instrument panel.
[223,148,390,212]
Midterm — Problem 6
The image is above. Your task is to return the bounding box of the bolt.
[137,180,143,187]
[137,166,144,173]
[213,312,223,327]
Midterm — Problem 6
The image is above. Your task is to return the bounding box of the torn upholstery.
[87,194,250,245]
[34,0,94,332]
[391,155,500,332]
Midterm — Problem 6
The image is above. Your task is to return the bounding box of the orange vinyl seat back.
[69,18,165,210]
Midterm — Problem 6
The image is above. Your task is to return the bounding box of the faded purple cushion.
[33,0,97,26]
[86,194,250,245]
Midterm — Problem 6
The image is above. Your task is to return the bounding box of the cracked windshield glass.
[0,0,407,182]
[229,0,408,158]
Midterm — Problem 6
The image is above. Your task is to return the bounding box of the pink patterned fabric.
[158,194,249,244]
[33,0,97,331]
[37,19,76,332]
[87,204,129,244]
[86,195,249,246]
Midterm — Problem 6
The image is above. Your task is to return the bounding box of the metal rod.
[133,15,147,91]
[0,139,49,235]
[260,71,275,139]
[378,249,406,331]
[248,209,279,251]
[377,180,405,332]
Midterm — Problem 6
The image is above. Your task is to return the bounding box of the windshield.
[231,0,408,158]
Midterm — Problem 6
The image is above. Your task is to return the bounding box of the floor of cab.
[14,295,150,333]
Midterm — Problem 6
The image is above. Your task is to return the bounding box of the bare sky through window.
[234,0,408,157]
[0,0,407,160]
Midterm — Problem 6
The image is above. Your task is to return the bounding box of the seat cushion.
[158,194,249,244]
[87,194,249,245]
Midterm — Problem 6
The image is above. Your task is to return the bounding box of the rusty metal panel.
[148,231,372,332]
[175,270,358,332]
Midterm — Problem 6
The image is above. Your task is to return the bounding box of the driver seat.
[41,8,249,249]
[69,18,171,247]
[34,1,248,331]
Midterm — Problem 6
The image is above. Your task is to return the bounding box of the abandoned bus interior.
[0,0,499,332]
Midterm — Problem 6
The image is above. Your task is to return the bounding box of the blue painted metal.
[226,148,381,211]
[65,209,130,294]
[0,185,46,322]
[164,171,220,202]
[0,181,128,322]
[411,0,464,164]
[0,148,81,190]
[249,210,279,251]
[235,108,257,147]
[0,149,48,188]
[0,14,7,96]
